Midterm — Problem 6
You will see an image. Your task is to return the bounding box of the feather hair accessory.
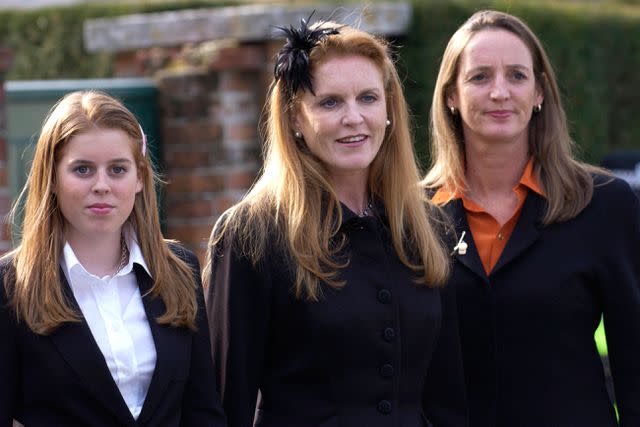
[274,13,340,100]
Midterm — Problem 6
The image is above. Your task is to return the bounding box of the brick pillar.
[0,48,13,254]
[158,44,266,262]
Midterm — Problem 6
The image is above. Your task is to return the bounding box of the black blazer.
[0,245,226,427]
[443,176,640,427]
[206,205,467,427]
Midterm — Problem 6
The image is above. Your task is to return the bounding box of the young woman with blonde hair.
[425,10,640,426]
[205,18,467,427]
[0,90,226,426]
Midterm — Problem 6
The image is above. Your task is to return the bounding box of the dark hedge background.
[1,0,638,165]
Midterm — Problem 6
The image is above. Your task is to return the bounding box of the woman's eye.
[512,71,527,80]
[111,165,126,175]
[361,94,378,103]
[74,165,90,175]
[470,73,486,82]
[321,98,338,109]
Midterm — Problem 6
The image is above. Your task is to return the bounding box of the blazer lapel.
[491,191,546,275]
[49,272,134,425]
[136,265,188,424]
[446,199,489,283]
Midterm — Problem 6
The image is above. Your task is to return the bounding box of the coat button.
[377,399,392,414]
[377,289,392,304]
[379,363,394,378]
[383,327,395,342]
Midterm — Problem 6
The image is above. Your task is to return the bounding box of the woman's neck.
[66,231,124,277]
[331,169,370,216]
[464,139,529,199]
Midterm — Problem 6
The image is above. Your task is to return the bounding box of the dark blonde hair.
[205,23,450,300]
[423,10,603,224]
[4,90,199,335]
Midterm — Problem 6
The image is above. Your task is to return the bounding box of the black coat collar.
[444,191,546,281]
[51,269,136,425]
[50,264,189,425]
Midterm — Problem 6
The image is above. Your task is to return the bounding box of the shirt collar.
[519,158,544,196]
[432,157,545,205]
[62,225,152,280]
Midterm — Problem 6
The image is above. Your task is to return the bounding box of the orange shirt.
[433,159,545,275]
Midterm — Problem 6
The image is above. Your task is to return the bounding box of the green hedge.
[0,1,236,80]
[1,1,638,164]
[402,0,640,165]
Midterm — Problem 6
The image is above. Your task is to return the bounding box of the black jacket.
[0,245,226,427]
[443,176,640,427]
[206,204,468,427]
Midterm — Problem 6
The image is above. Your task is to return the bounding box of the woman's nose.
[91,171,111,194]
[341,102,365,126]
[489,75,510,101]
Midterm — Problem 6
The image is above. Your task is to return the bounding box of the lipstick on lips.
[88,203,113,215]
[336,134,368,145]
[486,110,512,118]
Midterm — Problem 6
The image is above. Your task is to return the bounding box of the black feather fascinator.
[274,13,340,100]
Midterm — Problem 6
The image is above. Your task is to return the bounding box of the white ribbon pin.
[453,231,468,255]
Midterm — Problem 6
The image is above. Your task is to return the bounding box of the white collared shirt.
[61,232,157,419]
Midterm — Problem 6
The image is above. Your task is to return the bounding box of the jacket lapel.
[446,199,489,283]
[136,264,188,424]
[491,191,546,275]
[49,272,134,425]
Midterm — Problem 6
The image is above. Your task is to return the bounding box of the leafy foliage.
[402,0,640,165]
[0,1,236,80]
[0,0,638,163]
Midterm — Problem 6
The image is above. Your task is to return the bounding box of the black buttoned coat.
[206,205,467,427]
[443,176,640,427]
[0,245,226,427]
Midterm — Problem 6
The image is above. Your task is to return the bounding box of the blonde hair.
[423,10,604,224]
[204,23,450,300]
[4,90,199,335]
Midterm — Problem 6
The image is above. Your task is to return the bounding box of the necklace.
[358,199,374,217]
[113,234,130,275]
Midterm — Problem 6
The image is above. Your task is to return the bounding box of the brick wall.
[157,44,267,262]
[0,48,12,254]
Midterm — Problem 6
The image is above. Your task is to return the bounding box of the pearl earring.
[385,119,391,127]
[294,131,302,139]
[449,106,457,115]
[533,104,542,113]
